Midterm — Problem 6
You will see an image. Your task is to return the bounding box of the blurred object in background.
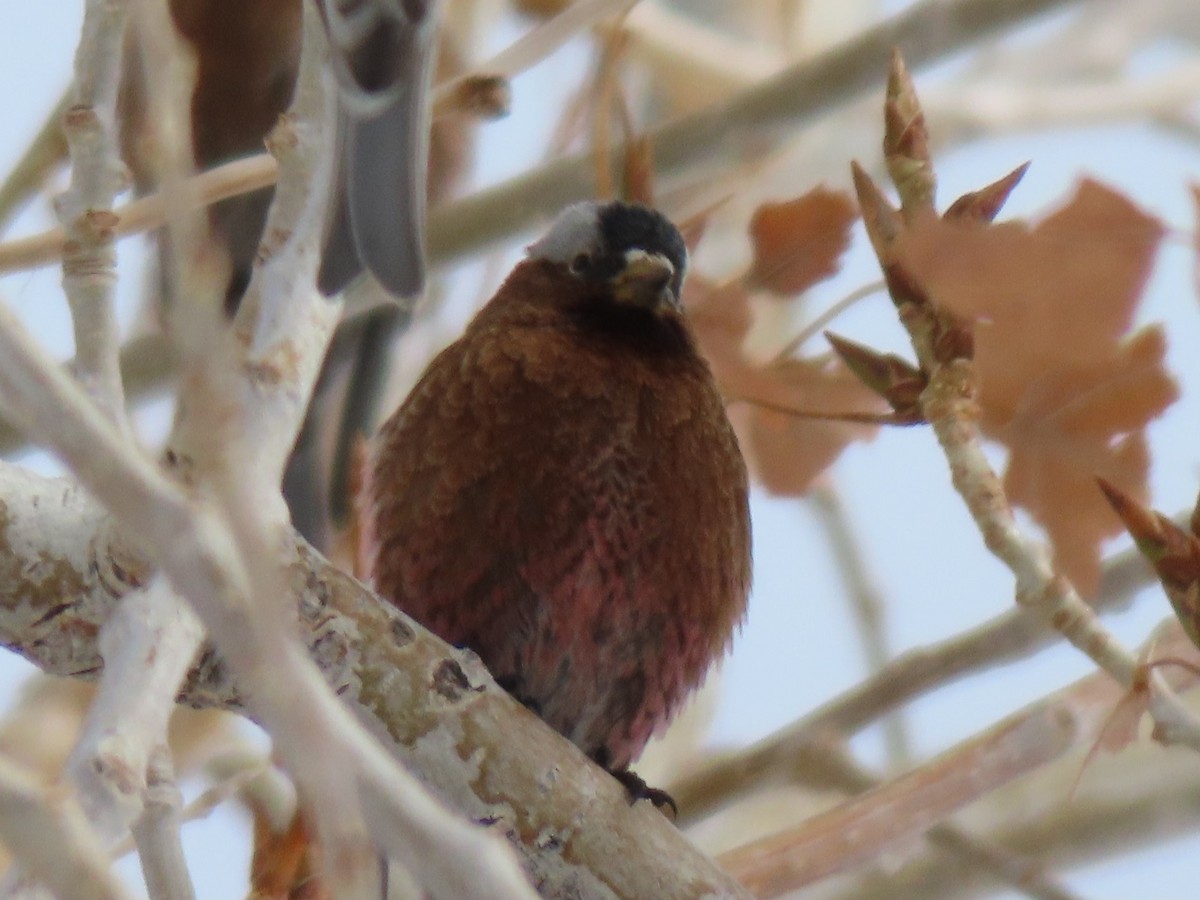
[118,0,475,550]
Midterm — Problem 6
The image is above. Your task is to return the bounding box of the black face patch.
[596,203,688,298]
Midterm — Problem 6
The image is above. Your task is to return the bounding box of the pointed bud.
[1099,477,1200,651]
[850,161,903,264]
[884,49,935,217]
[825,330,926,421]
[944,163,1031,223]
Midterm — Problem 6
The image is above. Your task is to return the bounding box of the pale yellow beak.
[611,250,676,311]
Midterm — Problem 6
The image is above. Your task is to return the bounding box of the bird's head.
[527,201,688,315]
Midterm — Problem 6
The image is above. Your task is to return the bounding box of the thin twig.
[0,333,172,457]
[787,739,1084,900]
[61,575,204,844]
[49,2,209,869]
[57,0,131,428]
[770,280,884,364]
[927,60,1200,136]
[714,626,1200,896]
[433,0,636,116]
[810,482,911,765]
[0,89,70,237]
[668,537,1157,823]
[717,692,1079,894]
[0,155,276,275]
[0,754,135,900]
[623,1,785,99]
[131,748,196,900]
[0,0,1091,278]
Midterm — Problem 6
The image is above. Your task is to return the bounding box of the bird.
[318,0,440,299]
[359,201,753,802]
[120,0,464,546]
[122,0,449,306]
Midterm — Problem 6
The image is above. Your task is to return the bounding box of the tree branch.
[715,631,1199,895]
[0,0,1092,279]
[57,0,130,428]
[669,539,1156,823]
[131,749,196,900]
[0,462,750,898]
[0,754,134,900]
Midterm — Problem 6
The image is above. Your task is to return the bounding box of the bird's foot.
[609,768,677,821]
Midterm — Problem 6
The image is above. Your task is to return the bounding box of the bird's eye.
[570,252,591,275]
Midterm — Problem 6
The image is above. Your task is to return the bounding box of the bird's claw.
[610,768,678,821]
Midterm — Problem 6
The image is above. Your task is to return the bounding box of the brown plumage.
[361,202,751,779]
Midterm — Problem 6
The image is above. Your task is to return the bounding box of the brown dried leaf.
[686,277,884,495]
[898,179,1163,371]
[739,357,887,493]
[249,808,327,900]
[746,187,857,296]
[897,179,1175,595]
[1002,328,1176,594]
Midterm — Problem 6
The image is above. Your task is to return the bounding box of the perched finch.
[361,201,752,794]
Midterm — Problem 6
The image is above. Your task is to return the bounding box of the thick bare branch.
[0,462,750,898]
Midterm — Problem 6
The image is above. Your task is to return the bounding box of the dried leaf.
[746,187,857,296]
[1002,328,1176,594]
[249,808,327,900]
[686,277,884,495]
[739,356,887,493]
[897,179,1175,594]
[897,179,1163,370]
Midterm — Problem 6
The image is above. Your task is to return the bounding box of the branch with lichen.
[0,461,748,899]
[0,6,536,897]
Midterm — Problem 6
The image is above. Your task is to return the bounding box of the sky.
[2,3,1200,898]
